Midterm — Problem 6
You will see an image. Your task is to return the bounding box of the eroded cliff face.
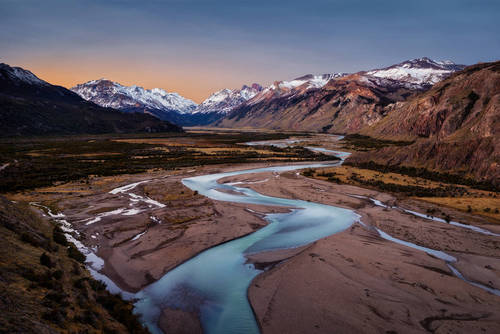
[217,74,417,134]
[351,61,500,184]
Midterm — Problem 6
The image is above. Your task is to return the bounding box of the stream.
[134,138,499,333]
[29,137,499,334]
[133,159,360,334]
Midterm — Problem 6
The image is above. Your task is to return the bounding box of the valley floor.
[2,132,499,333]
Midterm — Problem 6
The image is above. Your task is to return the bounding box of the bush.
[42,309,67,326]
[89,279,106,292]
[67,245,85,263]
[53,226,68,246]
[97,294,146,333]
[52,269,63,280]
[21,232,42,247]
[40,253,54,268]
[303,169,314,177]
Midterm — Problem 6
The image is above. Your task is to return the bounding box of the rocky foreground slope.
[0,196,148,333]
[0,63,181,136]
[350,61,500,184]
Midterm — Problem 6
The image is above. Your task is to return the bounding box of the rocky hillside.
[350,61,500,184]
[0,63,181,137]
[215,58,464,132]
[0,196,148,333]
[216,73,418,133]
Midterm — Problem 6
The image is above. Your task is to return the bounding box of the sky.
[1,0,499,103]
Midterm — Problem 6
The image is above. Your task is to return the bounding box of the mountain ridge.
[214,57,466,132]
[0,63,182,137]
[349,60,500,184]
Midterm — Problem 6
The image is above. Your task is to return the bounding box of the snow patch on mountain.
[366,57,466,86]
[71,79,197,114]
[248,73,347,105]
[269,73,347,91]
[0,63,48,86]
[194,84,263,114]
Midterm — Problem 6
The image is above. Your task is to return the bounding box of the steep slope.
[215,58,465,133]
[0,63,181,136]
[217,73,416,133]
[350,61,500,184]
[0,196,148,333]
[71,79,200,125]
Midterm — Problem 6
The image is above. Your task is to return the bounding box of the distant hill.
[350,61,500,184]
[0,63,182,137]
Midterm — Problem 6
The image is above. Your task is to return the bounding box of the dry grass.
[420,197,500,220]
[311,166,500,222]
[188,147,282,155]
[113,138,204,147]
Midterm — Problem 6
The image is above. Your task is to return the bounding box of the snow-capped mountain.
[216,57,468,132]
[0,63,48,86]
[272,73,347,90]
[194,84,263,114]
[365,57,466,87]
[71,79,197,115]
[248,73,348,105]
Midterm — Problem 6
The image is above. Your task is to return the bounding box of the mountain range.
[70,58,464,129]
[71,81,263,126]
[216,58,466,132]
[0,63,181,136]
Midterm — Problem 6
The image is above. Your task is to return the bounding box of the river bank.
[224,170,500,333]
[9,139,500,333]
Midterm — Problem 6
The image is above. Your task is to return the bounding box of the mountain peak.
[366,57,466,86]
[0,63,48,86]
[195,84,263,114]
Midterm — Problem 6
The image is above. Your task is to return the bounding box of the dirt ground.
[225,170,500,334]
[11,161,500,333]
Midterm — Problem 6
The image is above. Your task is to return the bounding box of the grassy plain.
[0,131,329,193]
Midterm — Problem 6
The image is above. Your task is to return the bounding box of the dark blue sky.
[1,0,499,101]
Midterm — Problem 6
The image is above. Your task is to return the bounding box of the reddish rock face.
[214,58,464,134]
[216,73,419,134]
[352,61,500,184]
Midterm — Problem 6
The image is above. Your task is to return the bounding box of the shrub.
[67,245,85,263]
[53,226,68,246]
[20,232,42,247]
[89,279,106,292]
[40,253,54,268]
[302,169,315,177]
[52,269,63,280]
